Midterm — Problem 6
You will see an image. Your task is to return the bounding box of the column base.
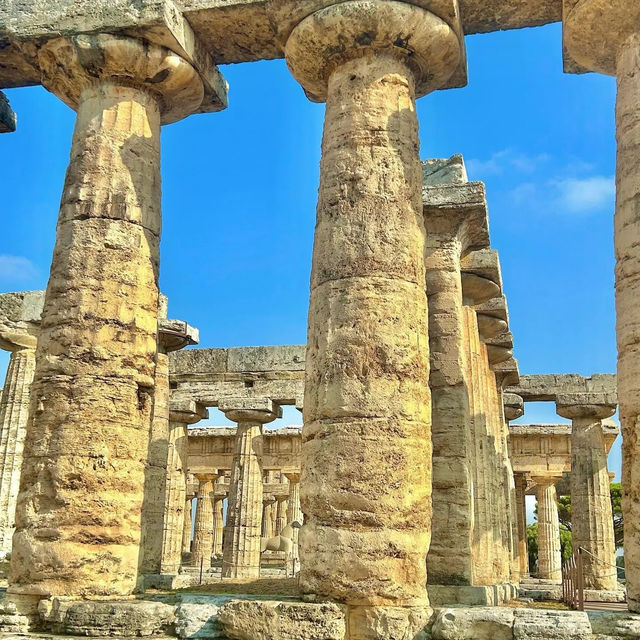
[36,597,175,636]
[428,583,518,606]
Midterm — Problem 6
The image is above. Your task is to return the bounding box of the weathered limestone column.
[0,334,36,555]
[212,490,225,556]
[192,474,215,570]
[275,495,288,536]
[535,479,562,582]
[563,0,640,611]
[285,473,302,561]
[557,395,618,590]
[514,473,530,578]
[422,159,489,589]
[220,398,280,579]
[269,0,463,632]
[159,398,207,576]
[182,495,194,555]
[9,34,207,608]
[262,495,276,539]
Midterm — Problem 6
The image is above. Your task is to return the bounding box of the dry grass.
[176,577,300,597]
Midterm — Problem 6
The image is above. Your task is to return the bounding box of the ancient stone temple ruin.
[1,0,639,638]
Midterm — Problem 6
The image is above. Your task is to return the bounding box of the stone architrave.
[0,335,36,555]
[192,474,216,570]
[220,398,280,579]
[535,479,562,582]
[557,394,618,591]
[158,398,207,576]
[563,0,640,612]
[269,0,465,633]
[7,34,212,611]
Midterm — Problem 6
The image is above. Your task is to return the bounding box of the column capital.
[556,393,617,420]
[0,330,37,352]
[532,475,561,489]
[158,319,199,353]
[563,0,640,76]
[503,393,524,422]
[195,472,216,485]
[461,249,502,306]
[169,399,209,425]
[268,0,466,101]
[284,472,301,483]
[37,34,205,124]
[492,357,520,388]
[218,397,281,424]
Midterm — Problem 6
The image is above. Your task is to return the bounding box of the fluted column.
[0,337,36,555]
[192,474,215,570]
[182,496,194,555]
[275,495,288,536]
[270,0,463,632]
[220,398,280,579]
[8,34,206,609]
[514,474,529,578]
[158,398,206,575]
[261,496,276,539]
[563,0,640,611]
[212,492,225,556]
[422,179,482,587]
[285,473,302,562]
[536,479,562,582]
[557,397,618,590]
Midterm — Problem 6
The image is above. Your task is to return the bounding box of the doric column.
[269,0,464,632]
[261,495,276,539]
[422,161,489,588]
[535,479,562,582]
[0,332,37,555]
[285,473,302,562]
[557,394,618,591]
[9,34,207,608]
[275,495,288,536]
[563,0,640,611]
[514,473,529,578]
[158,398,207,575]
[182,495,194,555]
[212,488,225,556]
[192,474,215,570]
[220,398,280,579]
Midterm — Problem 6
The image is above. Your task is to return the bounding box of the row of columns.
[2,2,639,638]
[510,392,619,592]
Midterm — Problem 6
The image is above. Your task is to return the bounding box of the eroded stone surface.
[431,607,514,640]
[218,600,346,640]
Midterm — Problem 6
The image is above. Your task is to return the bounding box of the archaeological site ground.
[0,0,639,639]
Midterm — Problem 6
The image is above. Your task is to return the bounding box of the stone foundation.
[428,583,519,607]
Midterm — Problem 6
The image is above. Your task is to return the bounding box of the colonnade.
[0,0,638,635]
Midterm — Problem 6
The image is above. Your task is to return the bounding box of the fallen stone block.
[431,607,514,640]
[218,600,346,640]
[512,608,591,640]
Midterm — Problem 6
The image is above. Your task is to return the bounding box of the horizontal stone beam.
[507,373,617,402]
[1,0,562,89]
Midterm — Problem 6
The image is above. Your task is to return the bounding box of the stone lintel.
[159,318,199,352]
[422,154,468,185]
[0,91,16,132]
[189,425,301,438]
[0,0,564,90]
[510,421,619,441]
[0,290,44,350]
[556,392,618,420]
[169,399,208,424]
[215,481,290,498]
[0,0,228,113]
[507,373,617,402]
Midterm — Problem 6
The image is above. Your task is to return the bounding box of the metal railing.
[562,547,584,610]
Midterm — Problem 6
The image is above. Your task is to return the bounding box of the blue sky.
[0,22,619,493]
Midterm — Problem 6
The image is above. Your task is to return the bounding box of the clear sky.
[0,22,620,489]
